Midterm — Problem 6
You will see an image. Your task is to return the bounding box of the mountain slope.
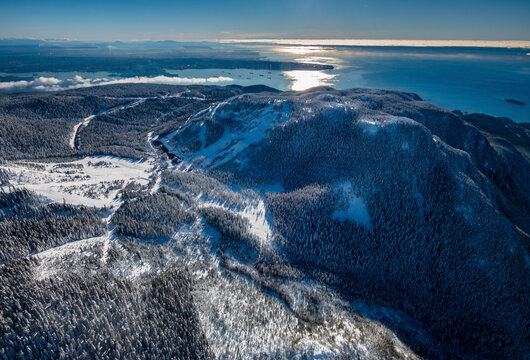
[0,85,528,359]
[161,87,530,359]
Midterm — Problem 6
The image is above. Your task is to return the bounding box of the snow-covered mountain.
[158,87,530,358]
[1,84,528,359]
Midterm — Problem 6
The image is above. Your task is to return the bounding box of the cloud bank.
[0,77,63,91]
[0,75,234,92]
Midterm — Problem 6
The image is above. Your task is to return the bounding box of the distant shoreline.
[221,38,530,49]
[2,38,529,49]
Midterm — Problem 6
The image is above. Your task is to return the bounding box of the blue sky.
[1,0,529,41]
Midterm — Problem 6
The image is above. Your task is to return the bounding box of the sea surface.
[1,42,529,122]
[237,44,530,123]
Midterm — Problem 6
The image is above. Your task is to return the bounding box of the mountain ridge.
[0,84,528,359]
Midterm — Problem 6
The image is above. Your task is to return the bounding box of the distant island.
[505,98,527,105]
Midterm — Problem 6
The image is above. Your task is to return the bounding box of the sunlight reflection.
[294,56,339,65]
[283,70,336,91]
[276,46,324,55]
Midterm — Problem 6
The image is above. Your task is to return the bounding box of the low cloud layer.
[0,77,63,91]
[0,75,234,92]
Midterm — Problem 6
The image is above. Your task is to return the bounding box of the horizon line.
[220,38,530,49]
[2,37,530,49]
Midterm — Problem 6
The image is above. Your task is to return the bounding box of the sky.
[0,0,529,41]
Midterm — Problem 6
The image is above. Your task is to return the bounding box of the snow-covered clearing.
[33,233,154,281]
[198,194,273,249]
[1,156,154,207]
[161,100,290,168]
[150,171,161,194]
[333,181,372,230]
[34,235,110,280]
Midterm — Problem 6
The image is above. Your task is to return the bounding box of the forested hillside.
[0,84,528,359]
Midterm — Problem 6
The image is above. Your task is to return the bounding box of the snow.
[358,115,415,137]
[69,115,94,148]
[150,171,161,194]
[125,262,152,278]
[164,164,275,251]
[163,169,407,359]
[0,156,154,207]
[33,233,154,281]
[34,235,110,280]
[161,100,290,168]
[333,181,372,230]
[37,235,108,262]
[195,194,274,250]
[33,201,153,281]
[358,118,380,135]
[69,97,149,149]
[240,198,272,245]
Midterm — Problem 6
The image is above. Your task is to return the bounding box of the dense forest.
[0,260,211,359]
[159,87,529,359]
[0,84,263,160]
[0,189,106,263]
[113,192,195,239]
[0,84,528,359]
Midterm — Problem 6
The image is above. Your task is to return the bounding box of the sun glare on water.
[272,45,338,91]
[283,70,336,91]
[276,46,324,55]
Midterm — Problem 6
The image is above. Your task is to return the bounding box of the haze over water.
[180,41,530,122]
[244,41,530,123]
[1,40,529,122]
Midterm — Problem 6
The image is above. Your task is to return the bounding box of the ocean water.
[172,45,530,122]
[251,44,530,123]
[1,43,529,123]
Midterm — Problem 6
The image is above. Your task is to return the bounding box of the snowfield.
[161,99,290,168]
[1,156,154,207]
